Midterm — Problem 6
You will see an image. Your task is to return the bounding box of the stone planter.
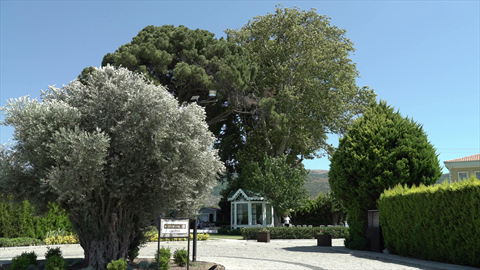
[257,232,270,243]
[316,234,332,246]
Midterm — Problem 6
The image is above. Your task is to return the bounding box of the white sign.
[160,218,189,238]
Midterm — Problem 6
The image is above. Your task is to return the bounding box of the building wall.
[449,166,480,182]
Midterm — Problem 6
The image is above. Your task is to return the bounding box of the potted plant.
[257,228,270,243]
[317,230,332,246]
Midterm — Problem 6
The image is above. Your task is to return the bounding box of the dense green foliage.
[220,5,375,217]
[240,226,348,240]
[106,259,128,270]
[95,6,375,222]
[304,171,331,198]
[0,237,44,247]
[155,247,171,270]
[45,247,63,261]
[0,200,72,239]
[10,251,38,270]
[378,175,480,268]
[291,191,347,226]
[238,154,309,214]
[10,255,33,270]
[329,100,442,247]
[173,248,188,266]
[45,255,66,270]
[0,66,224,269]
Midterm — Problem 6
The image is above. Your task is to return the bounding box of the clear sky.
[1,0,479,173]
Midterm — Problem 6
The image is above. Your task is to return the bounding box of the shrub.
[0,237,44,247]
[173,248,188,266]
[127,247,139,262]
[378,176,480,268]
[107,258,128,270]
[0,201,73,240]
[10,251,38,270]
[155,247,171,270]
[45,255,66,270]
[144,231,209,242]
[20,251,38,266]
[45,234,79,245]
[10,255,32,270]
[45,247,63,260]
[138,261,150,269]
[240,226,348,240]
[345,234,368,250]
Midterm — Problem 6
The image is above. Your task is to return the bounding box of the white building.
[227,188,274,229]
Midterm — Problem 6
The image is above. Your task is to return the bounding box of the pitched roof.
[227,188,266,201]
[444,154,480,163]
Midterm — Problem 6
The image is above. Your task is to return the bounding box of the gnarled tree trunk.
[75,212,134,270]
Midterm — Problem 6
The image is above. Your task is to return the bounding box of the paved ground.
[1,239,478,270]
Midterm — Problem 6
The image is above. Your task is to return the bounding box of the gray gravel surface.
[1,239,478,270]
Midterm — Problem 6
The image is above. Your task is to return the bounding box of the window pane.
[476,172,480,180]
[237,204,248,225]
[251,203,263,225]
[459,173,468,181]
[266,204,272,225]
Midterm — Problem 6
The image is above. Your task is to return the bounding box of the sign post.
[158,218,190,270]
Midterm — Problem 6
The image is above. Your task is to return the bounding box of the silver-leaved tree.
[0,65,225,269]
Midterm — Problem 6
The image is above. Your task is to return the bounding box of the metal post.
[193,217,197,261]
[187,220,190,270]
[157,214,161,270]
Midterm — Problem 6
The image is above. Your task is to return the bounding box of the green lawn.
[208,234,243,240]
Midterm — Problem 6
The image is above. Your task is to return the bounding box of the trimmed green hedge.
[378,176,480,268]
[240,226,348,240]
[0,200,73,240]
[0,237,45,247]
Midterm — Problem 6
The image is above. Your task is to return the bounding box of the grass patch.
[208,234,243,240]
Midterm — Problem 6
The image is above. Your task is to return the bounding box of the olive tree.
[328,100,441,249]
[0,66,224,269]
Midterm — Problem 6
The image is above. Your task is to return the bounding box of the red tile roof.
[444,154,480,163]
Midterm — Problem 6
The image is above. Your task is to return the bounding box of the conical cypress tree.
[329,100,441,249]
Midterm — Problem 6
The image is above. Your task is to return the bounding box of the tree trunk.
[76,212,133,270]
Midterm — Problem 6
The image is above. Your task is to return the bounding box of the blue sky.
[1,0,479,173]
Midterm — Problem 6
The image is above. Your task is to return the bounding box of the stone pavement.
[1,239,478,270]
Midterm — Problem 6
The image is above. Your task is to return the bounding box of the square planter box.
[257,232,270,243]
[317,234,332,246]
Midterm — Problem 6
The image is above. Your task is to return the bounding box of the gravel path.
[1,239,478,270]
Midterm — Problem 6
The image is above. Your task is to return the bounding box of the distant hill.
[203,170,331,207]
[305,169,330,198]
[436,173,450,184]
[204,171,451,207]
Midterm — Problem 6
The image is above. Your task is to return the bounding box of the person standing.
[284,214,291,227]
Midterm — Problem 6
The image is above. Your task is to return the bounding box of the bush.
[173,248,188,266]
[378,176,480,268]
[107,258,128,270]
[45,247,63,260]
[155,247,171,270]
[0,237,44,247]
[240,226,348,240]
[45,255,66,270]
[10,255,32,270]
[45,234,79,245]
[144,231,209,242]
[0,201,73,240]
[21,251,38,266]
[345,234,368,250]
